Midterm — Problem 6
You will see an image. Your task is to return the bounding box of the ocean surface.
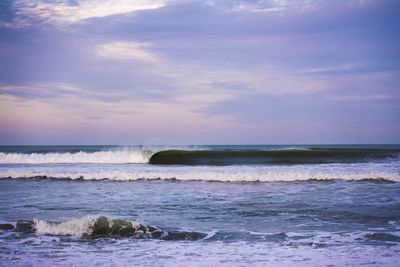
[0,145,400,266]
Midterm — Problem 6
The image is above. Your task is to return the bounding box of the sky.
[0,0,399,145]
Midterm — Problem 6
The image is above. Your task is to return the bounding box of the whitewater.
[0,149,153,164]
[1,145,400,266]
[0,145,399,182]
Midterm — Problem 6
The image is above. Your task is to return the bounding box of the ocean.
[0,145,400,266]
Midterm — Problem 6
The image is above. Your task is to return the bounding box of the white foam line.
[0,150,153,164]
[1,169,399,182]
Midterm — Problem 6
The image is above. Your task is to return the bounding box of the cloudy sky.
[0,0,399,145]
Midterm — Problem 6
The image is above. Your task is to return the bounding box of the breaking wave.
[0,150,153,164]
[2,216,206,241]
[1,167,399,182]
[3,216,399,244]
[0,148,399,165]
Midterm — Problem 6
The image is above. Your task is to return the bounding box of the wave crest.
[0,150,153,164]
[7,216,206,240]
[33,216,155,238]
[149,149,400,165]
[34,216,98,236]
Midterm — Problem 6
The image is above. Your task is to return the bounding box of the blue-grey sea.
[0,145,400,266]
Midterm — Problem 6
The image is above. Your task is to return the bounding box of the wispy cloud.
[13,0,166,25]
[0,83,124,102]
[304,62,368,74]
[328,94,397,101]
[164,65,328,97]
[230,0,316,13]
[223,0,371,14]
[97,41,159,62]
[0,83,81,100]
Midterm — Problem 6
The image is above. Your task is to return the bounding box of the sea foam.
[33,216,98,236]
[0,150,153,164]
[1,163,399,182]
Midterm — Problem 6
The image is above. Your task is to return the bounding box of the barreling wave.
[1,148,399,165]
[0,150,153,164]
[149,148,400,166]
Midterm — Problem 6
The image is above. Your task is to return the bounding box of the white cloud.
[97,41,159,62]
[13,0,166,24]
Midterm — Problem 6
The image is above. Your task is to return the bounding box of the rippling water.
[1,145,400,266]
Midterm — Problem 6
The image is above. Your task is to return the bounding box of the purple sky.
[0,0,399,145]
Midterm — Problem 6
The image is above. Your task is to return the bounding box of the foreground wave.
[2,216,399,245]
[0,216,206,241]
[1,148,399,165]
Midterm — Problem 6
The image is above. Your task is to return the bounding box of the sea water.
[0,145,400,266]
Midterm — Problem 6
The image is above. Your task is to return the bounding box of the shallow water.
[1,179,400,266]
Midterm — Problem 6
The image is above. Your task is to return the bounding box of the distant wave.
[0,150,153,164]
[1,148,398,165]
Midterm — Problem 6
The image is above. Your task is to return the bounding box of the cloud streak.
[12,0,166,25]
[97,41,160,62]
